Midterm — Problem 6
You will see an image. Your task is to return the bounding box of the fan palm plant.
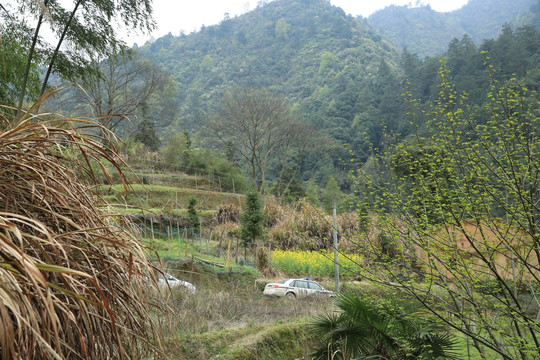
[0,98,167,359]
[310,292,458,360]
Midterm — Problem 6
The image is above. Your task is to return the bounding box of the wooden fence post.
[184,228,188,257]
[225,237,233,271]
[177,221,181,253]
[167,226,171,256]
[268,243,272,277]
[150,217,154,249]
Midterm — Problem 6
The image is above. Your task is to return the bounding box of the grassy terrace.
[98,183,244,212]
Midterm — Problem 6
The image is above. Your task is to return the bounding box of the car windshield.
[278,279,289,284]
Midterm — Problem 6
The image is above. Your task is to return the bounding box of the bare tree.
[210,87,297,192]
[273,120,318,198]
[74,50,173,139]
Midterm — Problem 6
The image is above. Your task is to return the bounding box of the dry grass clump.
[263,198,286,227]
[269,199,332,250]
[268,199,365,251]
[213,203,240,224]
[212,222,240,250]
[168,279,331,335]
[337,211,361,250]
[0,106,166,359]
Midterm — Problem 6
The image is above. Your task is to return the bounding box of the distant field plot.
[271,249,363,278]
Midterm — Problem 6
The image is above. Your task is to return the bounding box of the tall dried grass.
[213,203,240,224]
[167,281,331,336]
[0,102,166,359]
[268,199,362,251]
[264,198,286,227]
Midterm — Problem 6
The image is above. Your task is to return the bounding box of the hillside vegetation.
[368,0,538,57]
[133,0,540,194]
[138,0,400,184]
[2,0,540,358]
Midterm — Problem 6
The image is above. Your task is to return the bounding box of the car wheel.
[285,292,296,299]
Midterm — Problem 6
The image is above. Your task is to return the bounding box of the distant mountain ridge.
[367,0,538,57]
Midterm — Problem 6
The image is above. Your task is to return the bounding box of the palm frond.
[310,293,457,360]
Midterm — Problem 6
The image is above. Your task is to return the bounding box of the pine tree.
[186,196,200,236]
[240,192,265,260]
[305,178,322,206]
[133,119,161,151]
[323,175,340,213]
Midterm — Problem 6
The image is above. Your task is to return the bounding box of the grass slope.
[101,183,244,212]
[176,320,319,360]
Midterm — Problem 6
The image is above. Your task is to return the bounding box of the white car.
[263,278,334,299]
[158,272,196,295]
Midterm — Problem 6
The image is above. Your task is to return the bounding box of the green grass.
[142,236,258,275]
[98,183,244,211]
[105,205,215,218]
[173,319,319,360]
[143,235,214,260]
[452,332,500,359]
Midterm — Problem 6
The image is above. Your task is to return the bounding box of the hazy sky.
[122,0,469,46]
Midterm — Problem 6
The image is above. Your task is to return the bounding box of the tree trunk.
[18,0,50,110]
[40,0,83,97]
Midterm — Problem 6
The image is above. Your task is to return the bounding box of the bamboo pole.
[267,243,271,277]
[200,224,203,252]
[167,225,171,255]
[333,198,340,293]
[177,222,181,253]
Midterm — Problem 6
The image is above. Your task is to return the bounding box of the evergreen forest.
[128,0,540,198]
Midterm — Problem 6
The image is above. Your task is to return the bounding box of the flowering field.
[271,249,363,278]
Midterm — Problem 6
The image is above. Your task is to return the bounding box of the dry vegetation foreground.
[0,112,166,359]
[160,263,335,360]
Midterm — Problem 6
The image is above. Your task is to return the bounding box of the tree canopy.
[355,61,540,360]
[210,87,297,192]
[0,0,154,107]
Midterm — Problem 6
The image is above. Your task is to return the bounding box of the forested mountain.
[368,0,538,57]
[138,0,402,183]
[134,0,540,192]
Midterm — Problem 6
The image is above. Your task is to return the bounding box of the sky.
[121,0,470,46]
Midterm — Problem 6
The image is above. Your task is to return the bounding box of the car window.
[294,281,309,289]
[308,282,323,290]
[278,279,289,284]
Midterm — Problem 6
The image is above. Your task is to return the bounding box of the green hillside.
[367,5,467,57]
[138,0,402,170]
[132,0,540,193]
[368,0,537,57]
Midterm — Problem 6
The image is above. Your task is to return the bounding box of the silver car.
[263,278,334,299]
